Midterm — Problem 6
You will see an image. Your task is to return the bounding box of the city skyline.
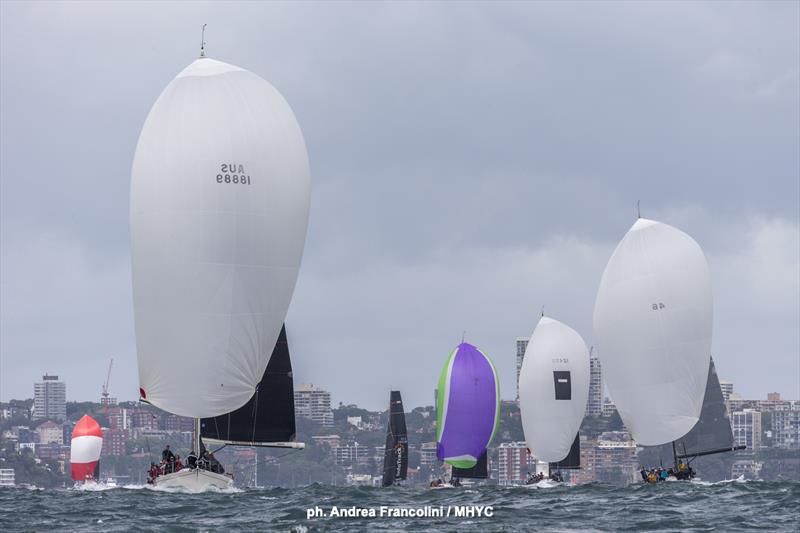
[1,2,798,411]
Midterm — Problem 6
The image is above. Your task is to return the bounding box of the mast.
[194,418,201,456]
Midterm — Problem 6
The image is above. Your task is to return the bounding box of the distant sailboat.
[130,45,310,491]
[594,217,726,479]
[70,415,102,482]
[436,342,500,483]
[381,391,408,487]
[519,317,589,482]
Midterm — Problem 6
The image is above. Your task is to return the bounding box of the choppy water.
[2,480,798,532]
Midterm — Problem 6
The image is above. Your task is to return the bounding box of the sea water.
[1,480,798,531]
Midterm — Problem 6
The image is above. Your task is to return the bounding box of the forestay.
[593,218,712,446]
[519,317,589,463]
[130,58,310,418]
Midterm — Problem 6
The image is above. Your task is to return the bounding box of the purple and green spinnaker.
[436,342,500,469]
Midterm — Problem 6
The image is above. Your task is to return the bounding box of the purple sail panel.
[436,342,500,469]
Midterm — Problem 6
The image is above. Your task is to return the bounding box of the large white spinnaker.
[593,218,712,446]
[519,317,589,463]
[130,58,311,419]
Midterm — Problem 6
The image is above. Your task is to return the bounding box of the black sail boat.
[201,324,305,449]
[381,391,409,487]
[648,357,744,479]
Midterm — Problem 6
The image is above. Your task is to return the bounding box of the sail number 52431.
[216,163,251,185]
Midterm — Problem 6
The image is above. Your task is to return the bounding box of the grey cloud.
[1,1,797,409]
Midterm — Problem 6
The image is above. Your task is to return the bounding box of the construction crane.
[101,358,114,406]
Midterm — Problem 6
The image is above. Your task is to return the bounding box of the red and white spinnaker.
[70,415,103,481]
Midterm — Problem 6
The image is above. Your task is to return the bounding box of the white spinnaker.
[519,317,589,463]
[593,218,712,446]
[130,58,310,418]
[70,435,103,464]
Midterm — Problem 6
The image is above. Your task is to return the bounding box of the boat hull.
[153,468,232,492]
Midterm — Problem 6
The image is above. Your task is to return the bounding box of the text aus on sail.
[216,162,251,185]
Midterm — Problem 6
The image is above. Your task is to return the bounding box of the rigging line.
[210,444,227,455]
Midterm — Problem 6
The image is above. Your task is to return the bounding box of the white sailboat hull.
[153,468,233,492]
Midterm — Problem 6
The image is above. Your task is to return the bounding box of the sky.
[1,1,798,411]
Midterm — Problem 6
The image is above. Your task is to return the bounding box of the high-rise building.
[294,383,334,427]
[586,348,603,416]
[732,409,762,451]
[516,337,529,400]
[602,397,617,418]
[771,409,800,449]
[33,374,66,421]
[719,380,733,402]
[496,441,543,485]
[767,392,781,402]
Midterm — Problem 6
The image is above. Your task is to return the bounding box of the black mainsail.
[672,357,744,462]
[452,450,488,479]
[551,432,581,471]
[200,324,303,448]
[381,391,408,487]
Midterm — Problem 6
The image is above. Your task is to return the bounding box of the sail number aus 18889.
[216,163,251,185]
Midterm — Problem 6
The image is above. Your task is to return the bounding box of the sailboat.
[519,316,589,484]
[130,40,310,491]
[593,217,717,480]
[70,415,103,483]
[656,357,744,476]
[381,391,408,487]
[436,342,500,486]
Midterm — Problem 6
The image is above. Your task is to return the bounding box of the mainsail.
[381,391,408,487]
[519,317,590,463]
[131,57,311,419]
[436,342,500,469]
[70,415,102,481]
[673,357,744,460]
[452,451,488,479]
[593,218,712,446]
[551,433,581,470]
[200,324,300,448]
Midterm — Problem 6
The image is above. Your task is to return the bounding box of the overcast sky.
[1,1,798,411]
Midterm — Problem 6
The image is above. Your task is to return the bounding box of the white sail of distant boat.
[130,48,310,491]
[519,316,589,473]
[593,218,712,446]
